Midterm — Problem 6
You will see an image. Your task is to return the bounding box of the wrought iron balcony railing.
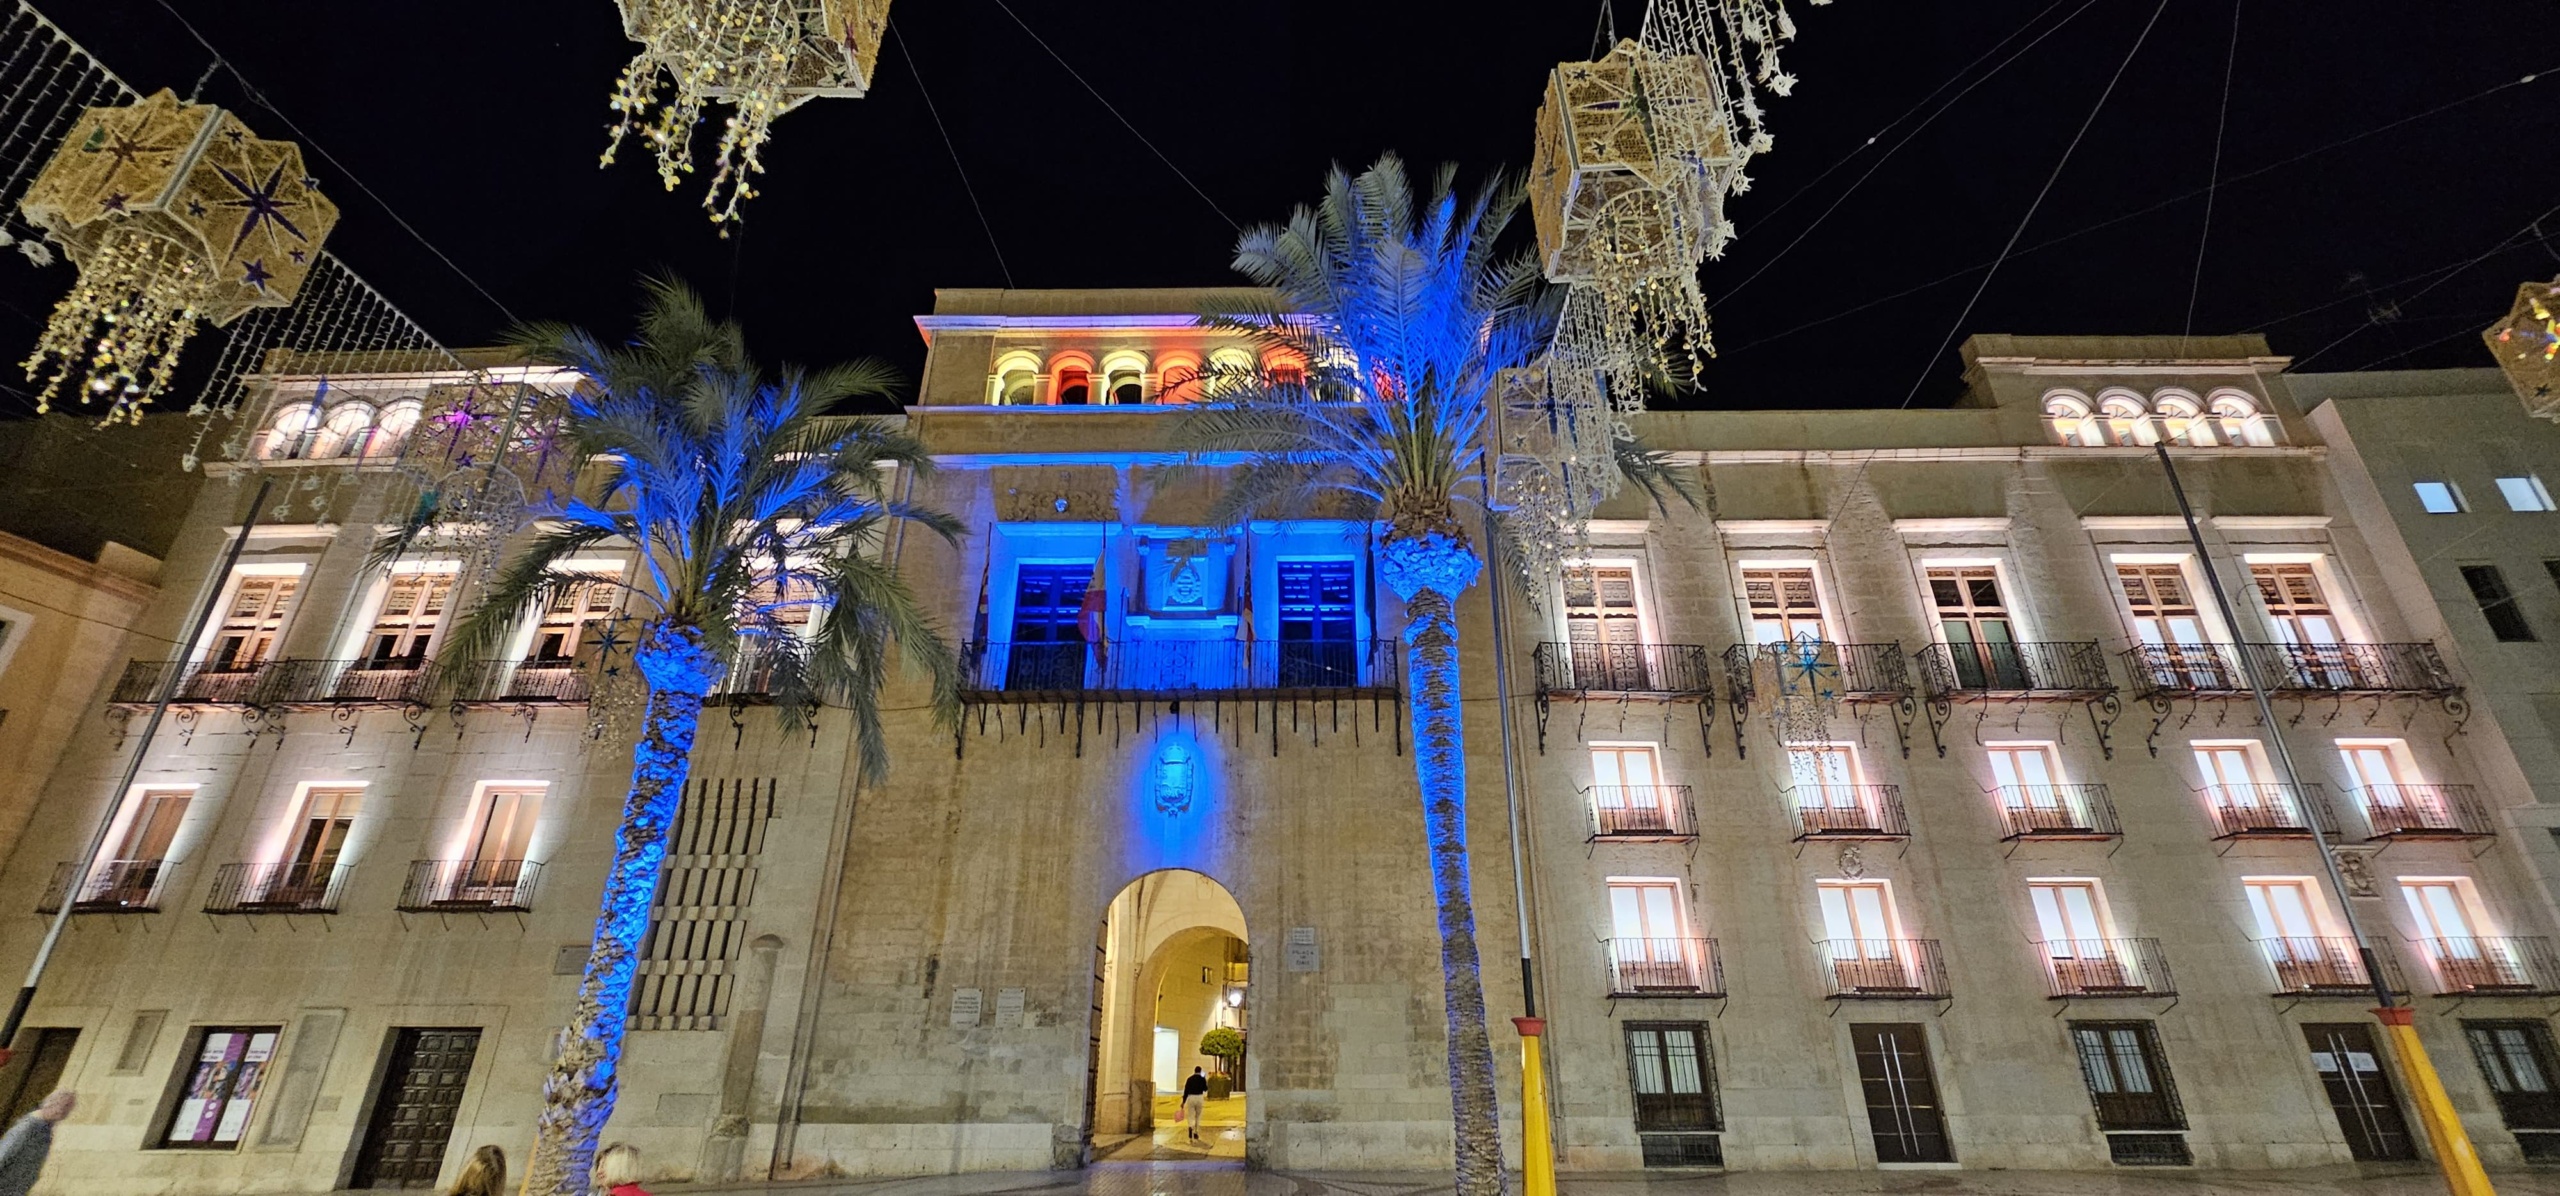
[108,659,274,705]
[442,659,592,704]
[2357,784,2495,840]
[1586,786,1698,841]
[2035,938,2175,997]
[2239,642,2457,695]
[1604,937,1724,996]
[1724,641,1913,708]
[2259,937,2406,996]
[1916,641,2114,698]
[1785,785,1908,841]
[2413,937,2560,996]
[397,858,540,912]
[1818,939,1950,999]
[2203,783,2338,839]
[1994,784,2121,840]
[262,658,435,705]
[203,862,351,914]
[36,858,171,913]
[958,639,1399,698]
[2122,643,2249,696]
[1534,642,1714,698]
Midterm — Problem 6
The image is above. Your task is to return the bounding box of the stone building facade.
[1,291,2558,1192]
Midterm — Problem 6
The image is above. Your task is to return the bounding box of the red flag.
[1077,556,1108,667]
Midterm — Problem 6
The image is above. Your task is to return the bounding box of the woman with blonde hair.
[594,1142,651,1196]
[447,1145,505,1196]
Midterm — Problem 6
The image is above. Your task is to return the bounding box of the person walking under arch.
[1181,1067,1209,1142]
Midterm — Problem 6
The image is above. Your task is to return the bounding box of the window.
[2414,481,2467,514]
[1624,1023,1720,1132]
[1564,565,1645,646]
[2044,394,2103,446]
[311,401,376,459]
[2244,878,2325,942]
[2070,1021,2185,1131]
[1102,354,1148,405]
[85,786,190,908]
[2464,1021,2560,1137]
[2209,392,2272,446]
[2098,394,2156,446]
[162,1027,280,1147]
[284,787,359,881]
[2250,563,2344,645]
[2116,563,2209,647]
[1607,879,1702,992]
[1154,351,1202,404]
[2195,741,2292,824]
[1818,880,1898,948]
[2154,394,2215,446]
[1742,566,1827,644]
[530,574,622,662]
[1006,562,1093,689]
[1053,363,1091,406]
[1927,566,2023,688]
[208,574,299,670]
[2499,476,2557,512]
[362,571,455,668]
[996,365,1037,406]
[2030,880,2109,949]
[1591,744,1675,834]
[1608,880,1687,943]
[2399,879,2482,942]
[468,788,540,866]
[2460,565,2536,642]
[1277,559,1357,686]
[1787,742,1868,831]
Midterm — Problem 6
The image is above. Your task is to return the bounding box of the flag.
[968,543,990,678]
[1078,555,1109,669]
[1235,530,1254,643]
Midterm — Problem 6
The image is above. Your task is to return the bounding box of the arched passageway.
[1087,869,1248,1164]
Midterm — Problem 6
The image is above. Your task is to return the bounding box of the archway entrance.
[1087,869,1248,1164]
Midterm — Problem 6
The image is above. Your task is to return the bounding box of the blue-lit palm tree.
[387,280,960,1196]
[1182,156,1671,1196]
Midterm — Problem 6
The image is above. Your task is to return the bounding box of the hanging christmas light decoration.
[604,0,891,229]
[2484,279,2560,422]
[16,88,339,423]
[1488,358,1624,588]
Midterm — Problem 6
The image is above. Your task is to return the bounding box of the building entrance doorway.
[1086,869,1248,1165]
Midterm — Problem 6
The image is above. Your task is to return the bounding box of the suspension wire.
[983,0,1240,233]
[1897,0,2170,409]
[2287,198,2560,372]
[2180,0,2243,346]
[891,18,1015,289]
[145,0,520,326]
[1711,0,2094,312]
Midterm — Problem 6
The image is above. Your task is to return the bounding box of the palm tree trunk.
[1384,530,1506,1196]
[524,626,725,1196]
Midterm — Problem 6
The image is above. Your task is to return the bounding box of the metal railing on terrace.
[262,658,435,705]
[1818,939,1950,999]
[397,859,541,912]
[2357,784,2495,840]
[37,858,171,913]
[1916,641,2113,698]
[2035,938,2175,997]
[1784,785,1908,841]
[2412,937,2560,996]
[2240,642,2457,695]
[1534,642,1714,697]
[441,659,592,704]
[1993,784,2121,841]
[1585,786,1698,841]
[2122,643,2248,696]
[1603,938,1723,996]
[960,639,1398,698]
[203,862,350,914]
[1722,641,1913,707]
[2259,937,2407,996]
[108,659,272,705]
[2203,783,2338,839]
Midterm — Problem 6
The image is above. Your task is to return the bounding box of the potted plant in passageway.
[1178,156,1686,1196]
[380,278,961,1196]
[1200,1026,1245,1099]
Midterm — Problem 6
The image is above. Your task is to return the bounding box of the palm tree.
[383,279,960,1195]
[1181,155,1684,1196]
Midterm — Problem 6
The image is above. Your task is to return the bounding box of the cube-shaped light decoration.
[18,89,338,421]
[2484,279,2560,422]
[1528,40,1737,285]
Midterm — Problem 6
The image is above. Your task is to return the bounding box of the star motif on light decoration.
[222,127,244,143]
[1769,71,1797,96]
[241,259,273,291]
[99,192,127,212]
[186,200,206,217]
[301,176,319,190]
[212,162,310,254]
[92,129,174,198]
[289,248,306,264]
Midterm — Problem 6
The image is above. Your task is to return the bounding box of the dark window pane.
[2460,565,2536,642]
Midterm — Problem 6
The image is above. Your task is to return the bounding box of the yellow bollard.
[1514,1017,1557,1196]
[2375,1007,2496,1196]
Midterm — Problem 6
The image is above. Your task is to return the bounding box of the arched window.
[1049,352,1095,406]
[368,399,422,458]
[2042,391,2100,446]
[309,401,379,458]
[2097,391,2157,446]
[2151,390,2213,446]
[1155,350,1203,404]
[1203,347,1256,402]
[1101,352,1149,405]
[2209,390,2273,446]
[263,399,321,459]
[1262,346,1307,389]
[991,353,1042,406]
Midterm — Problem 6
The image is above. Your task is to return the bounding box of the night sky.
[13,0,2560,416]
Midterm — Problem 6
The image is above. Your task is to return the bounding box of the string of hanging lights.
[2485,278,2560,422]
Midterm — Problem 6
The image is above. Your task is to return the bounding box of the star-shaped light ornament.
[16,89,338,423]
[603,0,891,230]
[2485,280,2560,423]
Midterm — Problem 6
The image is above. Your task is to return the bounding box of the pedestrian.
[0,1091,72,1196]
[1182,1066,1209,1142]
[447,1144,506,1196]
[594,1142,650,1196]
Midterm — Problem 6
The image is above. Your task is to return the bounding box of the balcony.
[264,658,434,706]
[36,859,170,913]
[959,639,1399,701]
[1785,785,1908,841]
[1917,641,2114,699]
[2260,937,2407,996]
[1586,786,1698,842]
[1818,939,1950,999]
[1534,642,1714,698]
[203,862,350,914]
[1724,641,1914,706]
[2412,937,2560,996]
[2239,642,2457,696]
[443,659,592,704]
[2357,784,2496,841]
[1994,784,2121,841]
[397,859,540,912]
[1604,938,1724,996]
[2122,643,2248,698]
[2035,938,2176,997]
[107,659,273,706]
[2204,783,2339,839]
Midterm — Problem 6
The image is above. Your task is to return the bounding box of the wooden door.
[1851,1023,1952,1162]
[352,1028,481,1188]
[0,1029,77,1124]
[2302,1023,2414,1161]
